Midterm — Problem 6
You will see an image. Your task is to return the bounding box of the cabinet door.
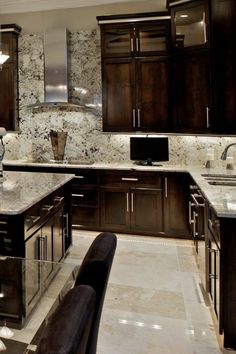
[0,30,19,131]
[171,0,209,49]
[163,173,190,237]
[100,187,130,231]
[25,231,41,307]
[53,209,63,263]
[131,188,163,234]
[172,50,211,133]
[136,21,170,56]
[41,220,53,262]
[100,24,133,57]
[211,0,236,133]
[136,56,170,131]
[102,58,135,132]
[41,219,53,282]
[0,64,15,130]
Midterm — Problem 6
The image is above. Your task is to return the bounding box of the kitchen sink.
[208,181,236,186]
[201,173,236,178]
[201,173,236,186]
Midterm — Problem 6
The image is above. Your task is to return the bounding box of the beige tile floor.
[67,230,235,354]
[3,230,235,353]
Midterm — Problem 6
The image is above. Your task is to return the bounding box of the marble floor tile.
[71,230,226,354]
[6,230,231,353]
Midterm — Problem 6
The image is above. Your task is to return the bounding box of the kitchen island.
[0,171,74,259]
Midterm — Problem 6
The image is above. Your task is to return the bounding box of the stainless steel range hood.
[28,28,89,111]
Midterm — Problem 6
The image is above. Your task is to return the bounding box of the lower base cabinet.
[163,173,190,237]
[100,186,163,234]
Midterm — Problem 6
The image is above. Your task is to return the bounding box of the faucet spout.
[221,143,236,160]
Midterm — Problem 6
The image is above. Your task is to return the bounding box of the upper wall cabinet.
[210,0,236,134]
[100,20,170,58]
[0,24,21,131]
[168,0,236,135]
[97,12,171,133]
[169,0,211,134]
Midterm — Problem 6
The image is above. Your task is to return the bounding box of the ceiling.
[0,0,146,14]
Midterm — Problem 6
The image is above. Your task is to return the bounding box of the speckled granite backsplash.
[3,30,236,167]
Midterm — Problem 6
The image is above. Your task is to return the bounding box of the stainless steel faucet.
[221,143,236,160]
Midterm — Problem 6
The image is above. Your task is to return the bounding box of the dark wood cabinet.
[163,172,190,237]
[102,58,134,132]
[100,170,163,235]
[71,170,99,229]
[0,185,71,259]
[172,50,211,133]
[169,0,236,134]
[98,13,171,133]
[0,24,21,131]
[169,0,211,133]
[102,56,170,132]
[210,0,236,133]
[99,16,170,58]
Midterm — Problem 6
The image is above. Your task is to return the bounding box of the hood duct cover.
[28,28,92,112]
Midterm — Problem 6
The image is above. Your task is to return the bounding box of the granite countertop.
[0,171,74,215]
[3,159,236,218]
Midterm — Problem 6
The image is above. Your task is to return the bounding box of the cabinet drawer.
[72,171,98,186]
[100,170,162,187]
[24,204,40,233]
[208,206,220,246]
[71,187,97,206]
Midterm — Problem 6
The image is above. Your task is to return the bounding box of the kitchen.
[0,0,236,353]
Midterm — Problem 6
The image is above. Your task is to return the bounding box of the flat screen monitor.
[130,137,169,165]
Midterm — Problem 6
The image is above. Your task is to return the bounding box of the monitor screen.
[130,137,169,165]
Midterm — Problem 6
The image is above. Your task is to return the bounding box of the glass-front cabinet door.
[100,20,170,57]
[101,25,133,57]
[171,1,209,49]
[136,22,170,55]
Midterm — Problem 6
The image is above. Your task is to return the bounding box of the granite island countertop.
[0,171,74,215]
[3,159,236,218]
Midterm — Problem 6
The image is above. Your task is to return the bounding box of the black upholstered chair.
[35,285,96,354]
[75,231,117,354]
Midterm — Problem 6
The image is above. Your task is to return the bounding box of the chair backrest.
[35,285,96,354]
[75,232,117,354]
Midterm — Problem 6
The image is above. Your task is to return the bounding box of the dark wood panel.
[100,187,129,231]
[131,189,163,233]
[163,173,190,237]
[137,56,170,131]
[211,0,236,133]
[172,50,211,133]
[102,58,135,132]
[0,64,15,130]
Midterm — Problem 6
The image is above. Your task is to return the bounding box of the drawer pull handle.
[72,193,84,198]
[0,221,7,225]
[75,176,84,179]
[121,178,138,181]
[54,196,64,203]
[26,215,41,224]
[41,205,54,212]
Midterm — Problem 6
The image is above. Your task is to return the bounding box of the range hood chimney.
[28,28,90,111]
[44,28,69,104]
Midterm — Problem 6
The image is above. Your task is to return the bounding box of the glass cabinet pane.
[104,28,131,55]
[174,5,207,47]
[139,26,167,52]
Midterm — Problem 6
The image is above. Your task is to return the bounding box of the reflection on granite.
[0,258,78,347]
[0,171,74,214]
